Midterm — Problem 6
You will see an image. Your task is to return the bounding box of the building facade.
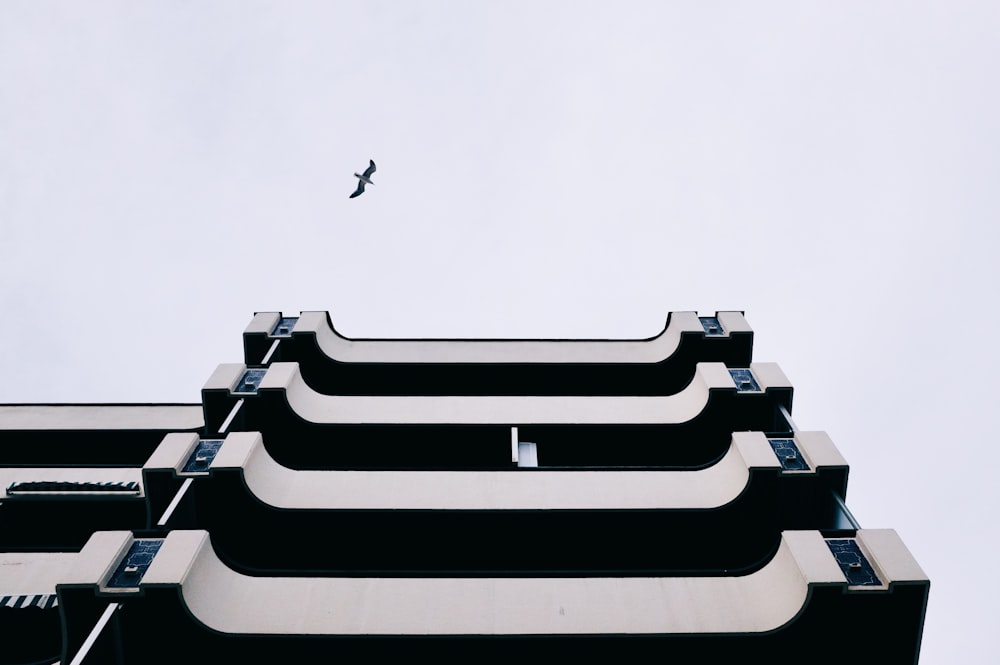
[0,311,929,663]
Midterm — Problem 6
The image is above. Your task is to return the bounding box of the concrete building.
[0,311,928,663]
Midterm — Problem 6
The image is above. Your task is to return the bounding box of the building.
[0,311,929,663]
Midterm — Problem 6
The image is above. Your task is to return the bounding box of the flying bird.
[350,160,376,198]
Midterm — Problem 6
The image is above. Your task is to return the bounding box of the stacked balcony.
[0,311,928,664]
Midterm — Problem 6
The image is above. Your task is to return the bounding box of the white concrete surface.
[143,432,201,473]
[0,405,203,430]
[0,552,79,596]
[162,529,887,636]
[217,430,790,510]
[244,361,769,424]
[248,310,751,364]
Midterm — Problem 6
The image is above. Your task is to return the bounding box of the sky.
[2,2,999,661]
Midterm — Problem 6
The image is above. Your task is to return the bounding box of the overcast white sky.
[2,2,998,661]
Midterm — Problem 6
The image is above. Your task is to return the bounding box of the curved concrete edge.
[212,431,762,510]
[202,364,247,393]
[716,311,752,335]
[793,431,848,470]
[749,362,792,391]
[143,530,209,588]
[856,530,929,587]
[258,361,737,425]
[732,432,783,470]
[245,312,281,336]
[158,530,839,636]
[262,310,750,364]
[24,527,927,638]
[210,431,260,470]
[59,531,135,589]
[0,405,204,431]
[143,433,201,473]
[117,427,845,510]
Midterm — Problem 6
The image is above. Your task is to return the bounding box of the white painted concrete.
[143,433,200,473]
[203,430,849,511]
[250,310,751,364]
[0,405,203,430]
[160,529,886,636]
[0,552,78,596]
[0,527,925,640]
[244,361,775,425]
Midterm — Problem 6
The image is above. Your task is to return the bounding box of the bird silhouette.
[350,160,376,198]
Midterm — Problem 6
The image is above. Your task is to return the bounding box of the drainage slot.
[699,317,725,336]
[270,317,298,337]
[767,439,810,471]
[106,539,164,590]
[729,368,761,392]
[182,439,224,474]
[233,369,266,394]
[826,539,881,586]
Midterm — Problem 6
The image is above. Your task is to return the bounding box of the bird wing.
[349,181,366,198]
[363,160,376,178]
